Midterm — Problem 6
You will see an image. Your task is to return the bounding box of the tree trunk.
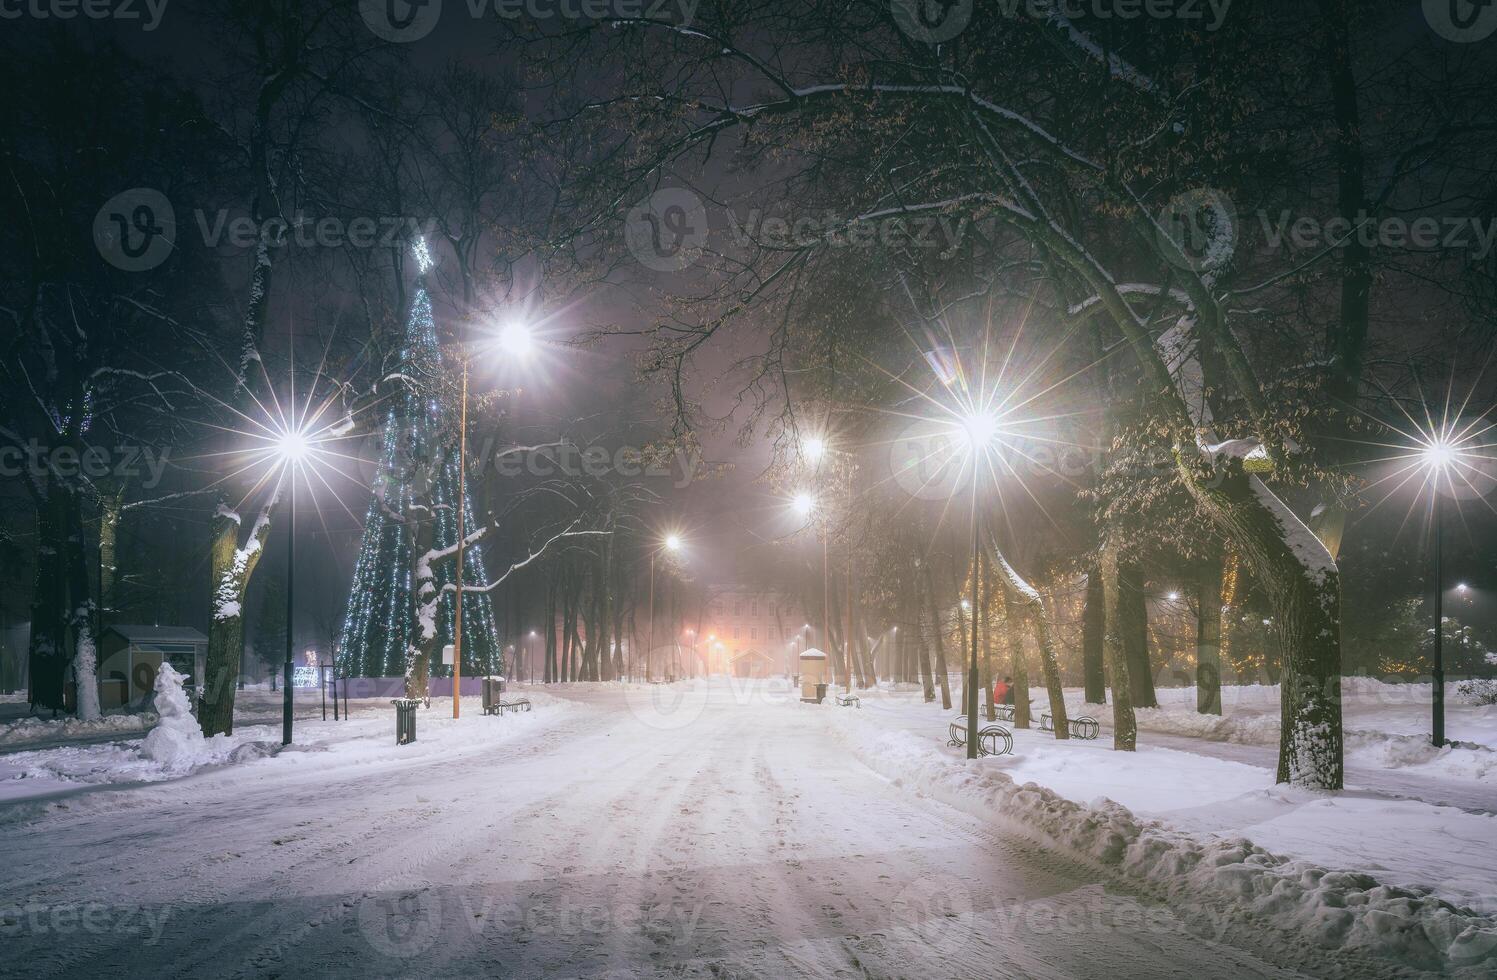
[200,501,275,737]
[1081,568,1106,704]
[1100,543,1138,751]
[915,594,935,703]
[924,567,953,710]
[1196,546,1225,715]
[1120,561,1157,708]
[991,547,1068,739]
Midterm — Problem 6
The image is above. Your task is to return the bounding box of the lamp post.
[647,534,682,682]
[961,409,1000,759]
[452,318,533,719]
[273,428,310,746]
[1420,439,1458,747]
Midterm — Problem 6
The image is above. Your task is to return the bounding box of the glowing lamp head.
[276,428,310,466]
[664,534,682,552]
[792,492,816,517]
[802,436,826,462]
[962,410,1001,451]
[1168,592,1180,602]
[960,599,971,611]
[1423,440,1458,471]
[497,320,534,359]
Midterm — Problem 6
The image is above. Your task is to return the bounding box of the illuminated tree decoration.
[336,243,501,679]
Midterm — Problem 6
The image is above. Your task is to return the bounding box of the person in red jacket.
[992,676,1010,708]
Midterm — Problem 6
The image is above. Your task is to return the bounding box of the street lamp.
[451,316,536,719]
[272,425,311,746]
[647,533,683,682]
[1420,438,1456,746]
[961,407,1001,759]
[802,435,827,463]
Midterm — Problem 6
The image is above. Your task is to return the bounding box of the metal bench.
[1038,713,1100,740]
[948,714,970,746]
[993,703,1015,722]
[835,694,860,708]
[496,698,531,715]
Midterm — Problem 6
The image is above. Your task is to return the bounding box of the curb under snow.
[828,711,1496,975]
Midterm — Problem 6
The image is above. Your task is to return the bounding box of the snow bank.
[829,710,1497,974]
[0,712,154,749]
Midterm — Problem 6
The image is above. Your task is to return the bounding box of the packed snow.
[0,678,1491,977]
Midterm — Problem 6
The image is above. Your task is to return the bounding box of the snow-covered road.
[0,684,1413,978]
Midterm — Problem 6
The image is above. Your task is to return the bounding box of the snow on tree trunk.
[997,587,1029,729]
[200,502,275,737]
[70,605,101,721]
[1190,466,1344,789]
[142,663,206,770]
[1100,543,1138,751]
[991,546,1068,740]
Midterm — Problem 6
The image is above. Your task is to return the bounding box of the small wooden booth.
[98,625,208,709]
[799,649,828,703]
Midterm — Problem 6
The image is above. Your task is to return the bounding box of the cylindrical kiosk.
[799,649,828,703]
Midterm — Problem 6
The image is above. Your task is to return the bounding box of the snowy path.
[0,684,1417,978]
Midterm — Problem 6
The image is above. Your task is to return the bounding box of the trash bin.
[392,698,419,744]
[481,676,506,715]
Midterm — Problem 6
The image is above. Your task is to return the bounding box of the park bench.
[993,703,1015,722]
[496,698,531,715]
[946,715,1013,757]
[835,694,860,708]
[1037,713,1100,740]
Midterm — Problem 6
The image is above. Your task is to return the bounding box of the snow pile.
[139,664,211,771]
[1344,730,1497,781]
[0,711,155,749]
[829,710,1497,974]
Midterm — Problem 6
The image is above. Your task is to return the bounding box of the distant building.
[697,587,806,677]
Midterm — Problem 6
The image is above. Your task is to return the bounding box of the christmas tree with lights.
[337,240,502,681]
